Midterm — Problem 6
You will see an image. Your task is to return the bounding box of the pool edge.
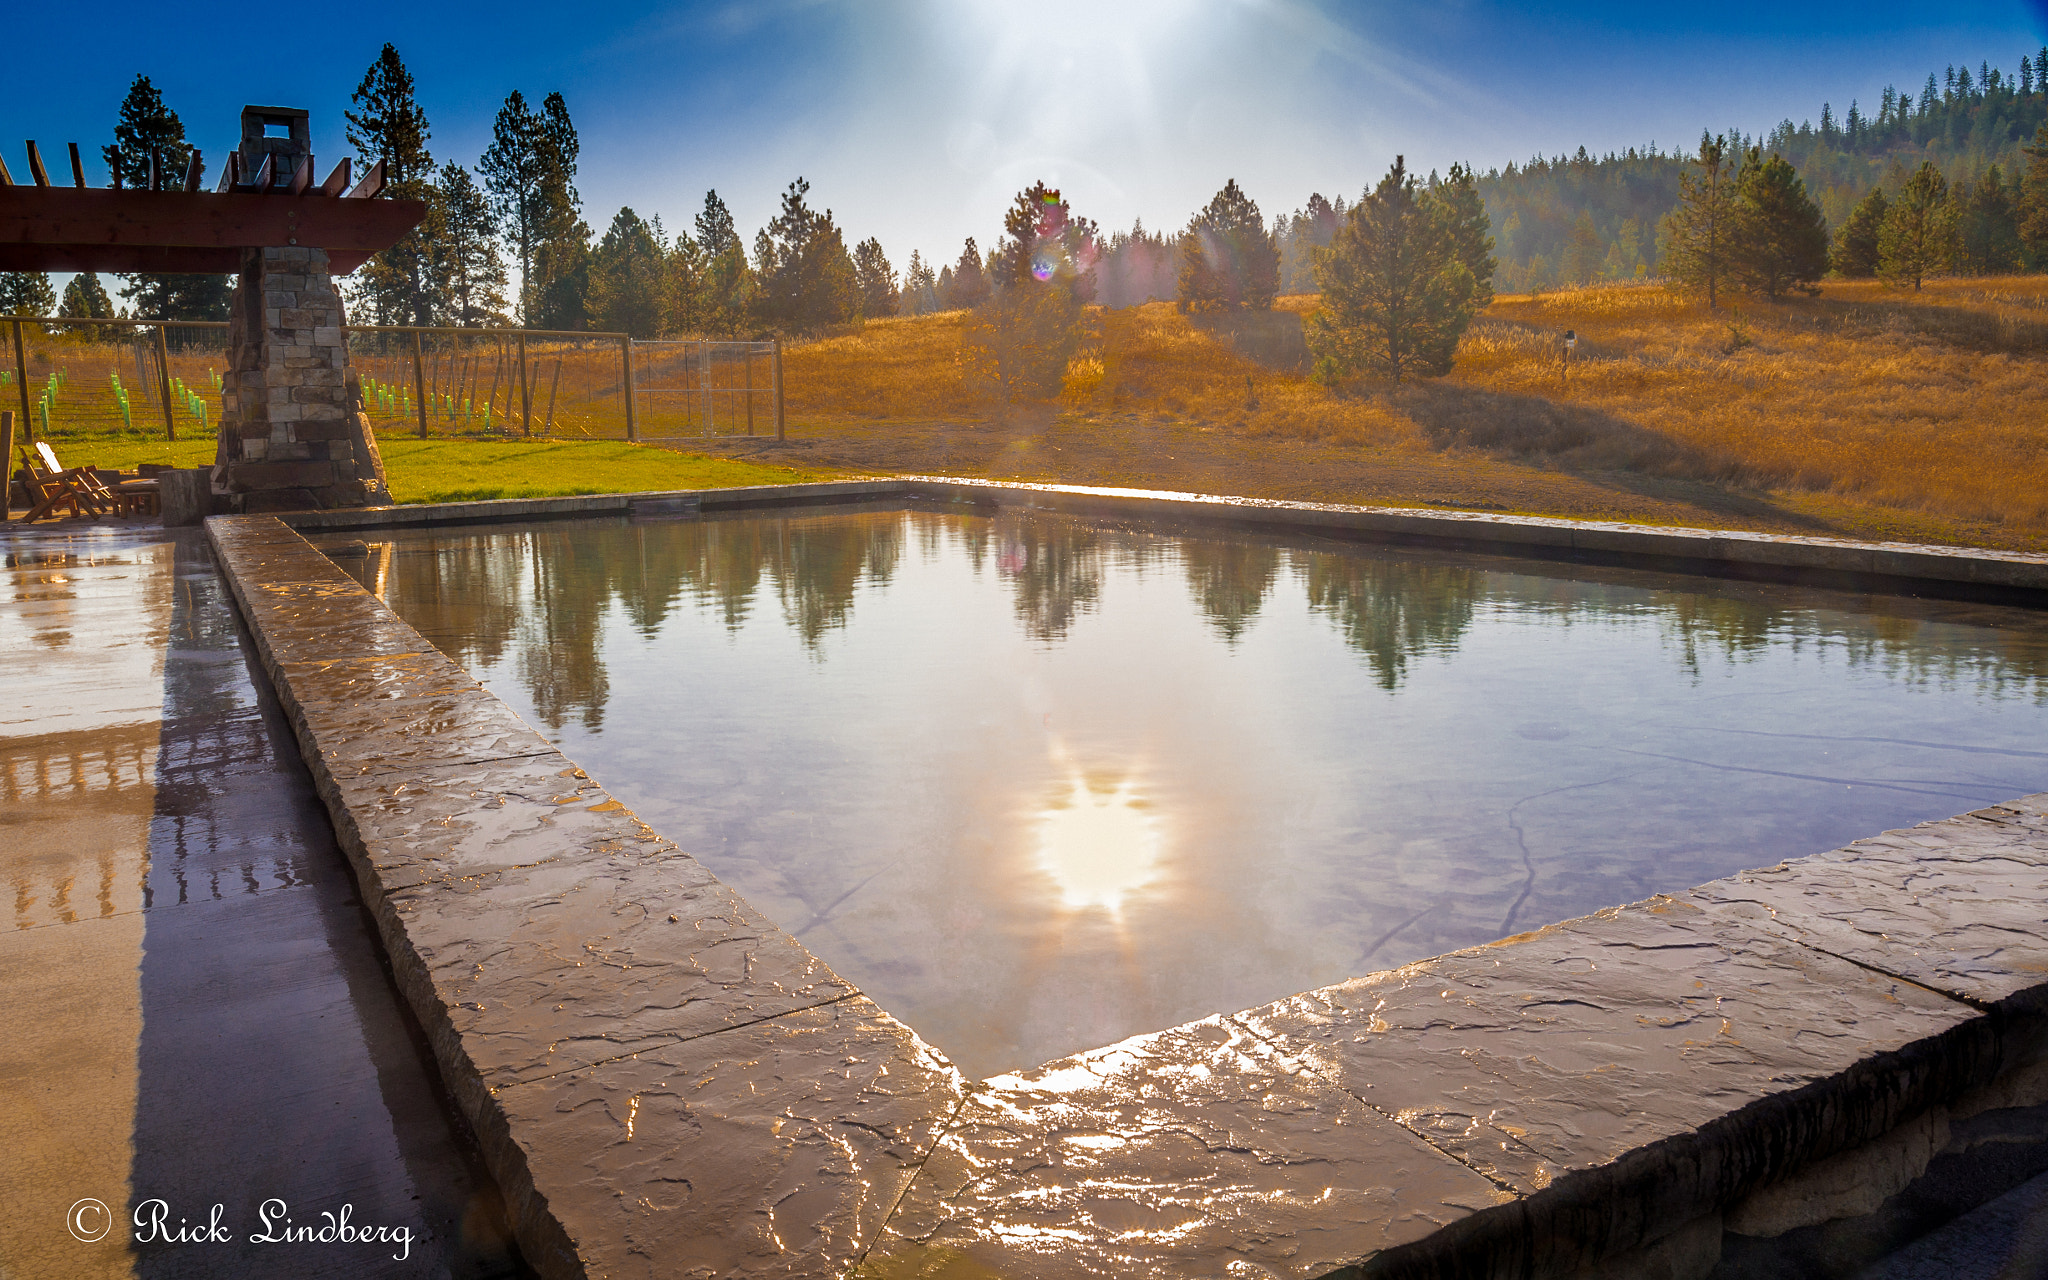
[208,508,2048,1280]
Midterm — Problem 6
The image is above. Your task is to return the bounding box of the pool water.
[334,505,2048,1079]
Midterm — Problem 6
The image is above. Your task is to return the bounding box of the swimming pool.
[331,503,2048,1078]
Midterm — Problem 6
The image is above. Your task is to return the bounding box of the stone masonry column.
[213,245,390,511]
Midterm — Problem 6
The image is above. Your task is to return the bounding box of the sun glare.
[1035,768,1162,916]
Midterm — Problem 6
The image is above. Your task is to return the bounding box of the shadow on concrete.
[131,529,528,1278]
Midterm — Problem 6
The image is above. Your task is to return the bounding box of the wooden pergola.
[0,140,420,274]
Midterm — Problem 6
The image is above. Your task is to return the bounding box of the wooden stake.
[773,339,785,442]
[545,358,562,433]
[11,321,30,440]
[744,345,755,435]
[154,324,177,441]
[516,331,531,437]
[2,410,14,520]
[622,336,637,442]
[410,329,428,438]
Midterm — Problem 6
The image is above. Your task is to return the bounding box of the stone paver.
[496,997,963,1280]
[862,1016,1511,1280]
[1685,797,2048,1008]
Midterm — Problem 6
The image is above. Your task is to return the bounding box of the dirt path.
[679,412,2042,552]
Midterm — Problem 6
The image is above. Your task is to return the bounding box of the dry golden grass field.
[739,279,2048,553]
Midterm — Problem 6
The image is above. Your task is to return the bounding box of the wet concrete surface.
[210,508,2048,1280]
[0,521,526,1278]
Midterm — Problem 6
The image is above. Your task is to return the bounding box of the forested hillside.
[1464,52,2048,291]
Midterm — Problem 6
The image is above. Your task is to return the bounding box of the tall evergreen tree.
[1832,187,1888,277]
[996,184,1099,298]
[478,91,545,322]
[1728,148,1829,299]
[1661,134,1736,307]
[1176,179,1279,313]
[899,250,936,315]
[751,178,858,333]
[695,191,739,262]
[59,272,114,338]
[529,93,588,330]
[1306,156,1478,383]
[0,273,58,319]
[346,44,438,325]
[103,76,229,319]
[1878,161,1955,289]
[433,166,508,326]
[2021,124,2048,268]
[947,238,990,309]
[1955,165,2023,274]
[1424,163,1496,308]
[1562,211,1604,284]
[585,207,666,337]
[852,238,897,317]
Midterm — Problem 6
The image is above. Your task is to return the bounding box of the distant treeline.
[1479,51,2048,291]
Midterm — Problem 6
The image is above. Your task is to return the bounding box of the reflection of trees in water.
[995,516,1102,643]
[774,516,903,647]
[1299,553,1480,690]
[1180,542,1281,644]
[370,511,2048,731]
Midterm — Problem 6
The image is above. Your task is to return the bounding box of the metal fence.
[4,316,229,444]
[4,317,784,447]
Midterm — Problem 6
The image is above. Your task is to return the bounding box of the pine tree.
[1305,155,1478,383]
[1955,166,2023,274]
[59,272,114,338]
[899,250,935,315]
[695,191,739,262]
[1878,162,1955,289]
[529,93,587,330]
[586,208,665,337]
[1563,211,1604,284]
[478,91,546,322]
[1728,148,1828,299]
[432,166,508,326]
[346,44,438,325]
[1832,187,1888,277]
[103,76,229,320]
[1175,179,1279,313]
[1660,134,1736,307]
[995,184,1099,302]
[1423,163,1495,307]
[0,273,58,318]
[935,265,958,309]
[852,238,896,317]
[948,238,990,308]
[750,178,857,333]
[2018,125,2048,268]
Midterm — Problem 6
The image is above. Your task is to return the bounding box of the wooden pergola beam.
[0,185,424,274]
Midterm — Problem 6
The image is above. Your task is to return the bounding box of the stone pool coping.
[275,477,2048,600]
[205,496,2048,1279]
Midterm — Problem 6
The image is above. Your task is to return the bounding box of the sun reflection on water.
[1036,766,1161,916]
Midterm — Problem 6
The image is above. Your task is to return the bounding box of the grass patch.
[370,438,837,503]
[33,436,839,504]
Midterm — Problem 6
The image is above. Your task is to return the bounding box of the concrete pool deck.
[0,519,524,1278]
[194,481,2048,1279]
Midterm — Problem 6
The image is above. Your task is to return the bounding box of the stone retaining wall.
[208,488,2048,1279]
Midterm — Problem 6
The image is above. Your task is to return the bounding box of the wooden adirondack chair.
[27,443,158,519]
[16,444,92,521]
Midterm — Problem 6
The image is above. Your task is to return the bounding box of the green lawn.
[39,435,840,504]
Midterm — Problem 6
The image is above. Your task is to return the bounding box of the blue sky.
[6,1,2043,274]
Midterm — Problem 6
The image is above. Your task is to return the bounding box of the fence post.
[517,331,531,437]
[154,324,177,442]
[1,410,13,519]
[410,330,429,439]
[11,321,31,441]
[744,346,755,435]
[622,336,637,442]
[773,338,785,442]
